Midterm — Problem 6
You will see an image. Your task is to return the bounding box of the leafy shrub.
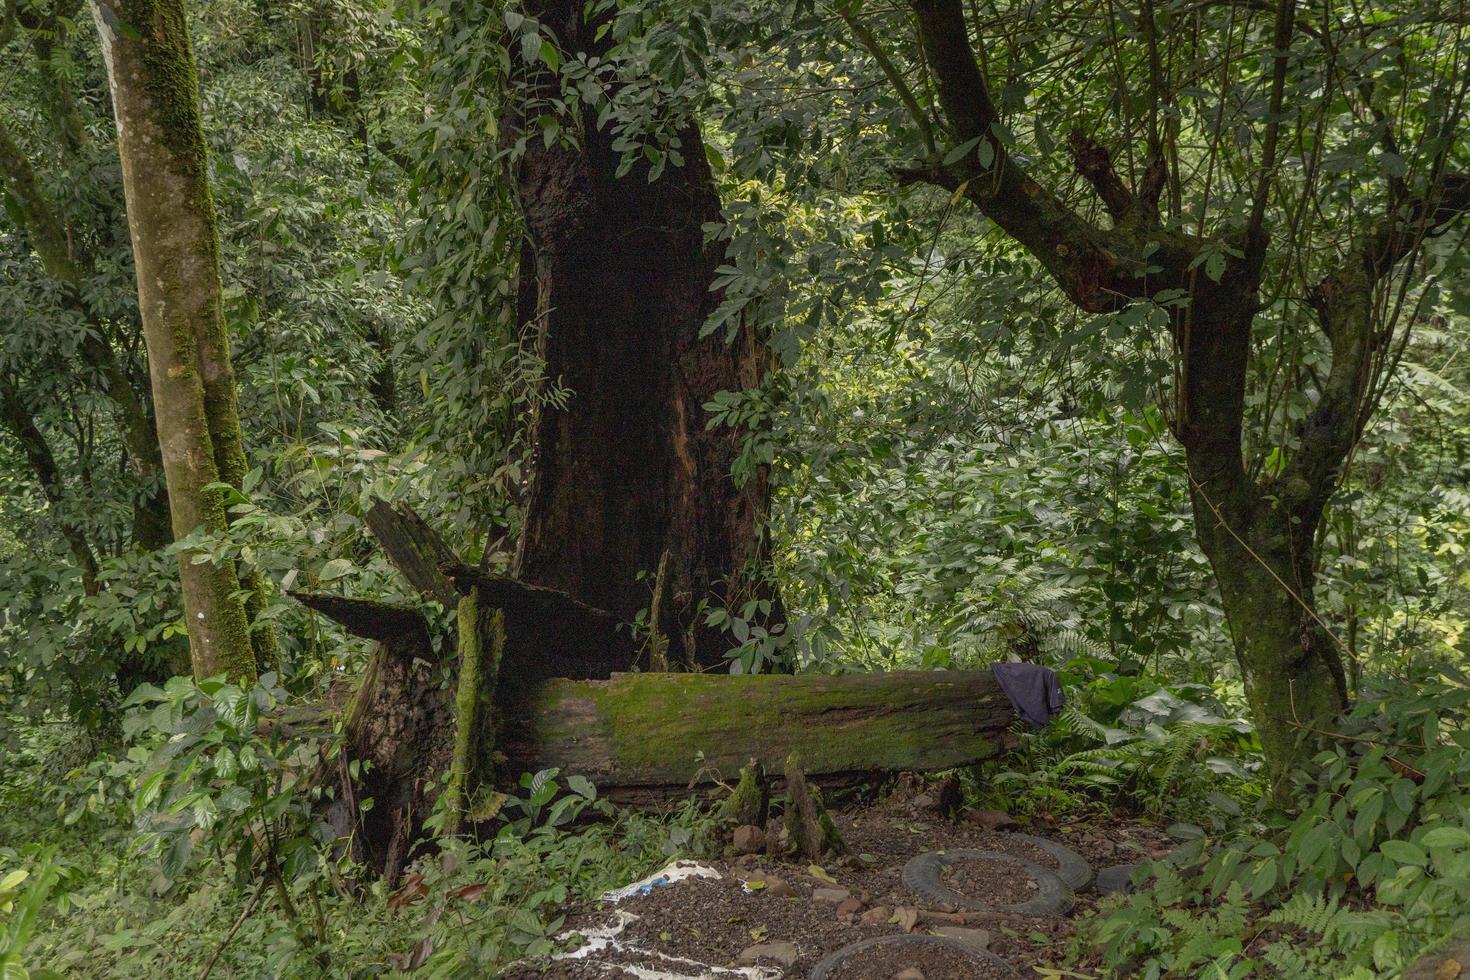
[975,659,1259,820]
[0,850,61,980]
[122,673,335,900]
[6,701,718,977]
[1084,674,1470,978]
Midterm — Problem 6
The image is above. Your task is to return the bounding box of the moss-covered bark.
[91,0,257,682]
[1190,469,1348,795]
[720,759,769,826]
[444,589,505,836]
[498,669,1017,787]
[783,753,848,860]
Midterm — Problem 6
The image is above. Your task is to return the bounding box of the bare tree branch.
[908,0,1194,311]
[837,6,937,158]
[1246,0,1297,257]
[1067,131,1135,221]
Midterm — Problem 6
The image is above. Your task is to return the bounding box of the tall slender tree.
[90,0,274,680]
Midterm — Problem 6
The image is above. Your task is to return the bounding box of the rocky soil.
[501,786,1174,979]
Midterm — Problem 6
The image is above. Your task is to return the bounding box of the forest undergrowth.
[7,657,1470,978]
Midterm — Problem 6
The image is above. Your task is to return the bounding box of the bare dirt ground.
[502,790,1174,979]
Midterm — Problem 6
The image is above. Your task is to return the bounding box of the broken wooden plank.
[498,670,1019,788]
[289,591,430,647]
[364,497,461,608]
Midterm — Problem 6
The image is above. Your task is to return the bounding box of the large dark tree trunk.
[511,0,773,671]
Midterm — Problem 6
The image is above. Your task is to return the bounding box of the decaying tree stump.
[783,753,849,860]
[297,499,1022,877]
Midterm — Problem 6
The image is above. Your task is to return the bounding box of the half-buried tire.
[984,832,1092,891]
[810,935,1019,980]
[902,849,1074,915]
[1094,862,1149,895]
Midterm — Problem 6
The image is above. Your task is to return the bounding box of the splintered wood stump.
[498,670,1019,789]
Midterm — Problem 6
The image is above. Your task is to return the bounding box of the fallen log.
[295,499,1025,877]
[498,670,1019,788]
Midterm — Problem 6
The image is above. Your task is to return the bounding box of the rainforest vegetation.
[2,0,1469,976]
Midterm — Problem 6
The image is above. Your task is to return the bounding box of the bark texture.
[92,0,260,681]
[510,0,774,670]
[497,670,1018,788]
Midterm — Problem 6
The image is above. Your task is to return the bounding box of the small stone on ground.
[738,940,800,967]
[733,824,767,854]
[933,926,991,950]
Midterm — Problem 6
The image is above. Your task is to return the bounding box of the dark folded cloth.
[991,662,1066,728]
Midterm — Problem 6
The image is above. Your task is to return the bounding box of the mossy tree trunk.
[497,670,1019,790]
[1195,496,1346,790]
[510,0,776,671]
[91,0,271,681]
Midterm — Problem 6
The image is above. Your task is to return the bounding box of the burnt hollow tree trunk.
[511,0,774,671]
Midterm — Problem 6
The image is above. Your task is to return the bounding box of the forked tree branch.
[1286,171,1470,505]
[907,0,1193,311]
[1067,131,1135,221]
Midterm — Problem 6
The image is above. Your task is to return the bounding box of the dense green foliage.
[2,0,1469,975]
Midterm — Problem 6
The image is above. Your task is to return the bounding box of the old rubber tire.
[1094,863,1147,895]
[809,934,1019,980]
[996,833,1092,891]
[901,849,1074,915]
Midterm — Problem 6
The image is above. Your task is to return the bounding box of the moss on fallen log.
[498,670,1018,788]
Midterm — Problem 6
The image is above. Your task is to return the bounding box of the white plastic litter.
[599,860,724,903]
[550,861,786,980]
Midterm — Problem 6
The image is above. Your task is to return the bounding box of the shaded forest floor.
[503,786,1175,978]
